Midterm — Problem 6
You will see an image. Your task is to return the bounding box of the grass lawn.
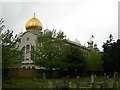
[2,76,120,88]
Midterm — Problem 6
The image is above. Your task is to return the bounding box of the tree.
[0,18,5,33]
[87,52,103,71]
[2,30,22,69]
[33,29,70,70]
[33,29,87,70]
[65,45,87,71]
[102,34,120,72]
[1,18,22,80]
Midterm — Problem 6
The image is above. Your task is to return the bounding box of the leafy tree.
[33,29,87,70]
[102,34,120,72]
[87,52,103,71]
[33,29,69,70]
[65,45,87,71]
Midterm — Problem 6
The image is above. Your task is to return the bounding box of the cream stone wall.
[18,31,37,50]
[17,31,40,69]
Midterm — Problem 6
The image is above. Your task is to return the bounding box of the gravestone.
[69,82,72,88]
[100,80,104,88]
[91,74,94,83]
[94,74,97,78]
[104,73,106,79]
[48,81,53,88]
[33,77,37,81]
[77,76,79,78]
[67,76,69,78]
[91,74,95,88]
[107,75,109,79]
[113,72,118,88]
[63,80,68,88]
[55,81,59,89]
[104,79,110,88]
[43,72,46,79]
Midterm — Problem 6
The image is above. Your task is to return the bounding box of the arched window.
[26,45,30,51]
[26,45,30,60]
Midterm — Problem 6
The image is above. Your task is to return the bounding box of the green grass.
[3,78,47,88]
[3,77,120,88]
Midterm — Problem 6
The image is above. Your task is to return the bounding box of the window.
[23,67,26,69]
[32,67,35,69]
[27,37,29,41]
[26,45,29,50]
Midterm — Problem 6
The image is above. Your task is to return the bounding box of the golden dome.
[25,14,42,30]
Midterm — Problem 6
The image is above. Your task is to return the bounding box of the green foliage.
[32,29,87,70]
[87,52,103,71]
[102,34,120,72]
[2,30,22,69]
[0,18,5,33]
[65,46,87,70]
[33,29,69,69]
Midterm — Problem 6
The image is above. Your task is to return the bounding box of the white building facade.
[17,14,43,69]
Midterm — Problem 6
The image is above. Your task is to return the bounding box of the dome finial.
[33,13,35,18]
[25,13,42,30]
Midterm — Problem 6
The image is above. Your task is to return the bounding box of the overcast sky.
[1,0,119,51]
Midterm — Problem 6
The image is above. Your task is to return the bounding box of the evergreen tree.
[2,30,22,69]
[65,45,87,71]
[102,34,120,72]
[1,18,22,69]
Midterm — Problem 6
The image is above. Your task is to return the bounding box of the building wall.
[18,31,37,50]
[17,31,41,69]
[8,68,58,78]
[8,68,105,78]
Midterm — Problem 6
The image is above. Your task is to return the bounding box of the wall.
[8,68,58,78]
[8,68,106,78]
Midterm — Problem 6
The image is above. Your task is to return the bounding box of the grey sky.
[119,1,120,39]
[1,0,119,51]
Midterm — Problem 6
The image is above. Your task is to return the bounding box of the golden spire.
[25,13,42,31]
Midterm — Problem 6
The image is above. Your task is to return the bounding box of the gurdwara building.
[17,14,43,69]
[17,14,99,69]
